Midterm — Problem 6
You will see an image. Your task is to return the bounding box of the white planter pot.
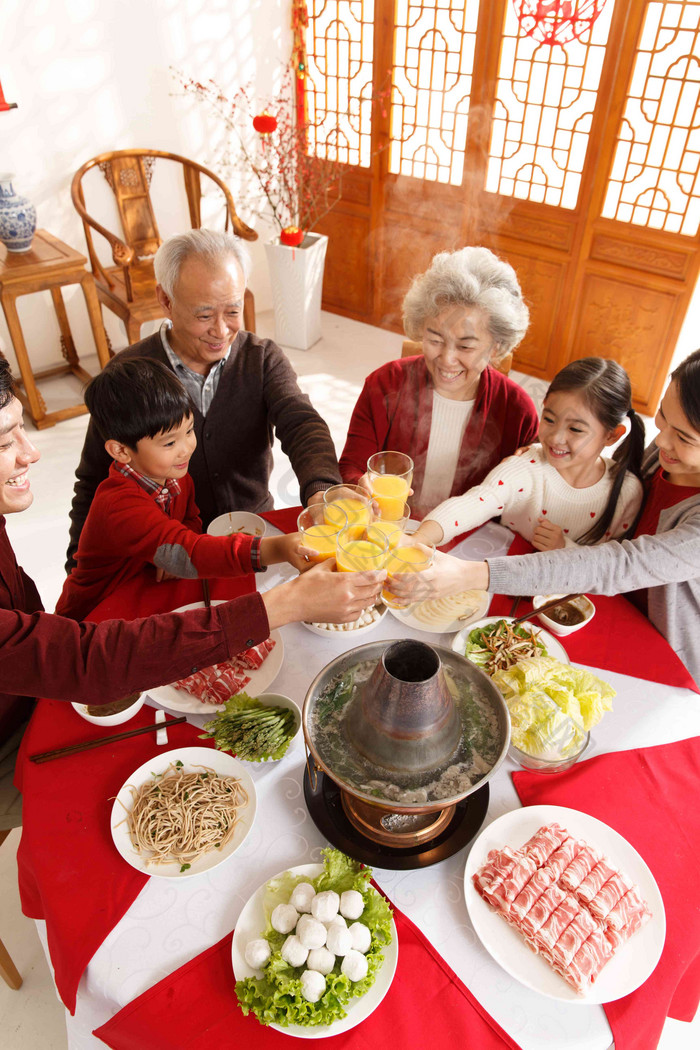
[264,233,328,350]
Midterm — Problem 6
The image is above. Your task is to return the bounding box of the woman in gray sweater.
[390,350,700,686]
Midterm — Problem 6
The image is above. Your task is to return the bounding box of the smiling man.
[66,229,342,569]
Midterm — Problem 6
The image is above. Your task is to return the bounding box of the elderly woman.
[339,247,539,519]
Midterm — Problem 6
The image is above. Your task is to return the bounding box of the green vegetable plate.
[451,616,569,672]
[232,859,398,1036]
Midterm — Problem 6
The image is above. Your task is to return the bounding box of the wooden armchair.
[401,339,513,375]
[71,149,257,346]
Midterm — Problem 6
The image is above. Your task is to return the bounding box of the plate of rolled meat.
[464,805,665,1002]
[148,601,283,714]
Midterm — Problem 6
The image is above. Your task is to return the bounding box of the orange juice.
[370,474,410,521]
[303,523,339,562]
[382,545,433,606]
[324,498,370,540]
[336,539,386,572]
[366,521,402,550]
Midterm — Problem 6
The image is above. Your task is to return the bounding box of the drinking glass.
[364,503,409,551]
[381,542,435,607]
[367,451,414,521]
[297,504,347,563]
[323,484,375,540]
[336,525,389,573]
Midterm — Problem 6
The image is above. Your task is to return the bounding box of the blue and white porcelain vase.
[0,173,36,252]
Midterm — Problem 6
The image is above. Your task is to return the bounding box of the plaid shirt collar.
[113,461,181,514]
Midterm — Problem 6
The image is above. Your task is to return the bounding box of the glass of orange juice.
[365,503,409,551]
[382,542,435,607]
[323,484,375,540]
[367,452,413,521]
[297,504,347,563]
[336,525,389,573]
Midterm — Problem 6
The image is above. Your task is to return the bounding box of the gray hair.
[154,229,251,298]
[402,246,529,357]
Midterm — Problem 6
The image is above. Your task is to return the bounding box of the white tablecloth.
[38,523,700,1049]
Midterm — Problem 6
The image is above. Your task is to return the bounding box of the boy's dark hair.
[84,357,194,447]
[0,356,16,410]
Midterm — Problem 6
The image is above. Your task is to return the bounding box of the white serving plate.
[302,603,387,639]
[232,862,398,1037]
[451,615,569,667]
[110,746,256,879]
[387,589,490,635]
[148,602,283,714]
[464,804,665,1004]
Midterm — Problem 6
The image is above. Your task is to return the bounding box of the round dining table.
[17,519,700,1050]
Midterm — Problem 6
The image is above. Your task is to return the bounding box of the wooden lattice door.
[304,0,700,414]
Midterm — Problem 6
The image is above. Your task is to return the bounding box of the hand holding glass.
[382,543,435,607]
[297,504,347,563]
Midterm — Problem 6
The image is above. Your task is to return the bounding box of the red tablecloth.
[488,534,698,693]
[15,573,254,1012]
[513,737,700,1049]
[92,908,523,1050]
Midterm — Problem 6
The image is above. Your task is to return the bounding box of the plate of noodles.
[110,747,256,878]
[386,589,490,634]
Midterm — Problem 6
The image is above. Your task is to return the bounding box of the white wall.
[0,0,290,371]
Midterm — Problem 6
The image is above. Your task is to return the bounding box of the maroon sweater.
[0,517,269,746]
[340,358,540,519]
[57,468,257,622]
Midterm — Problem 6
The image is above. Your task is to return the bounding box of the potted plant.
[176,68,343,350]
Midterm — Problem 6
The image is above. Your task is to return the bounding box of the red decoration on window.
[0,77,17,112]
[253,111,278,136]
[512,0,607,46]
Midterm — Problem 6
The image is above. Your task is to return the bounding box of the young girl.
[390,349,700,685]
[411,357,645,551]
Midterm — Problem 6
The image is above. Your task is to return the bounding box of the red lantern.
[280,226,304,247]
[253,110,278,136]
[513,0,607,47]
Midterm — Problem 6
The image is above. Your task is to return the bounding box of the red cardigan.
[0,516,269,744]
[340,358,540,519]
[57,467,257,622]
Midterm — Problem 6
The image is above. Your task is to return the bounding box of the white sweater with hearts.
[426,445,643,547]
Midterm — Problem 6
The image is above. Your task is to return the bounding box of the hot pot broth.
[309,655,502,806]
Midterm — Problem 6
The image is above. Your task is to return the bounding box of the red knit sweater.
[57,467,257,622]
[340,358,540,520]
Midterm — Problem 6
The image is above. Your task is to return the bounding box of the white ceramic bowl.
[302,603,387,639]
[251,692,302,754]
[532,594,595,637]
[71,691,145,726]
[207,511,267,538]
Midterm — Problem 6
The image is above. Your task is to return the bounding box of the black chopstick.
[29,716,188,764]
[512,593,583,627]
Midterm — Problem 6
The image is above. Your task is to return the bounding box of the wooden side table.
[0,229,111,428]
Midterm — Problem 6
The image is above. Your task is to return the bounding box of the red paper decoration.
[0,77,17,112]
[252,111,278,136]
[280,225,304,247]
[513,0,607,46]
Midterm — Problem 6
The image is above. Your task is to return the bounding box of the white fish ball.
[296,914,327,950]
[326,914,347,929]
[271,903,299,934]
[348,921,372,954]
[307,946,336,975]
[311,890,340,923]
[244,938,271,970]
[280,934,308,968]
[325,922,353,956]
[339,890,364,921]
[300,968,326,1003]
[341,949,369,982]
[290,882,316,913]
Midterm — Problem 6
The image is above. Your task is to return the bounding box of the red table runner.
[261,506,303,536]
[512,737,700,1050]
[14,573,254,1012]
[488,534,698,693]
[92,908,523,1050]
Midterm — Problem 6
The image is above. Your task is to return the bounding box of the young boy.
[57,358,306,621]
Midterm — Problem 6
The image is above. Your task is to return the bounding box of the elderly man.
[66,228,341,568]
[0,357,382,815]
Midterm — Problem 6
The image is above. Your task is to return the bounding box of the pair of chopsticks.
[29,716,187,764]
[511,593,583,627]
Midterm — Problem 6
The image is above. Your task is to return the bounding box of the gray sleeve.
[487,516,700,596]
[65,418,112,573]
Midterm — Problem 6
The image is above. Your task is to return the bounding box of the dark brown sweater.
[66,330,341,568]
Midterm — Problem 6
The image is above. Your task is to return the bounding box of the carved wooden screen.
[305,0,700,414]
